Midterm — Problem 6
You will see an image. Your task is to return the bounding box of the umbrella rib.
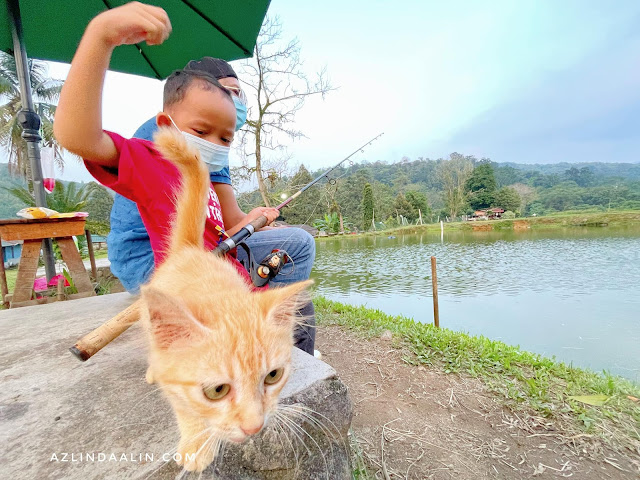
[133,45,163,79]
[179,0,251,56]
[100,0,163,79]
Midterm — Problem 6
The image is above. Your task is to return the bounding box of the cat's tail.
[153,127,209,251]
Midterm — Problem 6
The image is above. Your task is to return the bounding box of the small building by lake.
[470,207,505,221]
[2,240,22,268]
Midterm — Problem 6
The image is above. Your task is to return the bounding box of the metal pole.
[7,0,56,281]
[430,256,439,328]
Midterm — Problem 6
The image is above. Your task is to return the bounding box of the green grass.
[314,296,640,454]
[92,249,109,260]
[4,267,17,292]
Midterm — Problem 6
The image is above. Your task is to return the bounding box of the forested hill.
[499,162,640,180]
[246,155,640,231]
[307,159,640,189]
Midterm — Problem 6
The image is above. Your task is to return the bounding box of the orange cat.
[140,128,312,472]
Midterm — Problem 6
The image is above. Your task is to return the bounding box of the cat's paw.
[176,438,215,472]
[145,367,154,384]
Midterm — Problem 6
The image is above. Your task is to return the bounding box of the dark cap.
[184,57,238,80]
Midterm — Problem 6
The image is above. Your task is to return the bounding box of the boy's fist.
[247,207,280,226]
[89,2,172,48]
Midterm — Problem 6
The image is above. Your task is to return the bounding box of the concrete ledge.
[0,293,353,479]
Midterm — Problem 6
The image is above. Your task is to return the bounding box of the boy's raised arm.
[54,2,171,167]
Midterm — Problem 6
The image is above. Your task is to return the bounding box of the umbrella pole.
[7,0,56,281]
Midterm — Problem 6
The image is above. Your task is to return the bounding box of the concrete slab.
[0,293,352,479]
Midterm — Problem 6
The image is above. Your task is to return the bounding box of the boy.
[54,3,279,284]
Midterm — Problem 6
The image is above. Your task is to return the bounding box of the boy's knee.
[288,228,315,260]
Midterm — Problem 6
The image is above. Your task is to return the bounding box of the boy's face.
[158,83,236,147]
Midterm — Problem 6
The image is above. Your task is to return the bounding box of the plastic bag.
[40,146,56,193]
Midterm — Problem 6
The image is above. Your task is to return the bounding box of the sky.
[11,0,640,183]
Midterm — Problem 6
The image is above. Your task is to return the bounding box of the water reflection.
[312,227,640,381]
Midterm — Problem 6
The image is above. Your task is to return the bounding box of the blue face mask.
[233,96,247,131]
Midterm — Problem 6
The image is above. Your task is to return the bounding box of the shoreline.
[315,209,640,239]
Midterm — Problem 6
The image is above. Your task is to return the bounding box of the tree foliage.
[466,161,497,210]
[0,51,72,180]
[279,165,314,224]
[362,182,374,230]
[405,190,430,220]
[494,187,521,213]
[393,192,416,221]
[437,153,473,218]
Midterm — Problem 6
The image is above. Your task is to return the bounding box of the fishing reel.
[236,243,292,288]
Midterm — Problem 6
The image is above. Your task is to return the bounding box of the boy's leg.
[238,227,316,354]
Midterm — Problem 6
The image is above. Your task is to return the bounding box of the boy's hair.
[163,70,232,108]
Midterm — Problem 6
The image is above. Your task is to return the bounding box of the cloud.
[441,19,640,163]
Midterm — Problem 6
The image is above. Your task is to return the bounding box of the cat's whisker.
[142,444,180,480]
[279,408,337,459]
[110,421,155,431]
[273,412,312,458]
[121,385,165,418]
[275,411,329,480]
[273,416,301,474]
[210,438,226,475]
[189,428,220,473]
[279,403,347,453]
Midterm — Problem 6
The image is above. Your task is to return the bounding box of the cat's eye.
[203,383,230,400]
[264,368,284,385]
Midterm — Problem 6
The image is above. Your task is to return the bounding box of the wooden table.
[0,217,95,308]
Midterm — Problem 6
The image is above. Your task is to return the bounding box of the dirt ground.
[316,326,639,480]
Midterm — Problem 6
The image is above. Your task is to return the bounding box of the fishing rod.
[215,132,384,256]
[276,132,385,209]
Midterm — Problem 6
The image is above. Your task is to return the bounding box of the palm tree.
[4,181,111,238]
[0,51,66,180]
[5,181,93,212]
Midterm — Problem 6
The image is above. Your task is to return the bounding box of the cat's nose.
[240,421,264,436]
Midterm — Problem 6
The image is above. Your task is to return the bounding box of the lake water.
[311,226,640,381]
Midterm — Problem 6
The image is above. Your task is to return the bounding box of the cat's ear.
[141,286,207,349]
[258,280,314,327]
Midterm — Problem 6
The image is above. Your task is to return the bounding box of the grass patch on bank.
[4,267,17,292]
[314,296,640,455]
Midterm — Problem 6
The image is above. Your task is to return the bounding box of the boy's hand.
[54,2,171,165]
[246,207,280,226]
[89,2,172,48]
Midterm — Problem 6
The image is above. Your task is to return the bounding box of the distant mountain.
[498,162,640,180]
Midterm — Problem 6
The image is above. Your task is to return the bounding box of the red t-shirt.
[84,131,251,282]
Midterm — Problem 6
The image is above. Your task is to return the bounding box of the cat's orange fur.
[140,128,311,472]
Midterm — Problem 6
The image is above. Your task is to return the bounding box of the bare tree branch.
[237,16,335,206]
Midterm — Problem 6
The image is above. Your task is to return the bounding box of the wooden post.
[85,229,97,280]
[57,276,65,301]
[0,234,10,308]
[431,256,439,328]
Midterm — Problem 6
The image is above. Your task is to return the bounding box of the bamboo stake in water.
[431,256,440,328]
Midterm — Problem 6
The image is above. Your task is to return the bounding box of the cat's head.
[140,278,312,443]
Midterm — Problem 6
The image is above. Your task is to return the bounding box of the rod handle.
[69,300,142,361]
